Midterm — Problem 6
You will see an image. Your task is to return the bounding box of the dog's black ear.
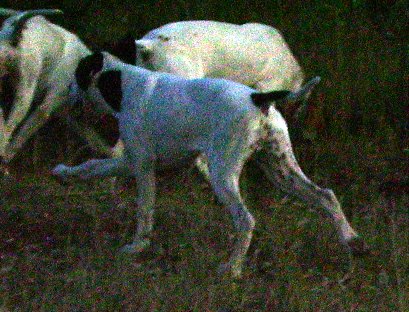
[75,52,104,90]
[97,70,122,112]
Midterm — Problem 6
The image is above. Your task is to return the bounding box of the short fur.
[251,90,291,115]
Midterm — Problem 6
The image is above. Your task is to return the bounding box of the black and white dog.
[53,51,368,277]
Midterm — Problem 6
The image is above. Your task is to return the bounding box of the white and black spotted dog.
[53,51,368,277]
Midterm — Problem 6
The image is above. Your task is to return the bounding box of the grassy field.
[1,135,407,311]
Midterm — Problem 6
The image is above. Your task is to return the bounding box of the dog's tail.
[251,76,321,114]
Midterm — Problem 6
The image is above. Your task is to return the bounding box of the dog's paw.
[51,164,69,184]
[119,239,151,254]
[217,261,243,279]
[52,164,68,176]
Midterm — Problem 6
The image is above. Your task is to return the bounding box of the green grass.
[1,137,408,311]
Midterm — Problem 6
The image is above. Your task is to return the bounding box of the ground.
[0,137,408,311]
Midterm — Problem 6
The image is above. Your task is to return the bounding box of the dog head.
[72,51,122,117]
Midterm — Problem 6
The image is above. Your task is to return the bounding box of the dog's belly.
[156,153,199,170]
[155,146,199,169]
[154,132,204,168]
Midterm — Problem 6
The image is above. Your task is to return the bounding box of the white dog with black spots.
[53,51,368,277]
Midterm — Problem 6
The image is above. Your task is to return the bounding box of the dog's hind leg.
[119,154,156,254]
[206,120,261,277]
[254,111,368,255]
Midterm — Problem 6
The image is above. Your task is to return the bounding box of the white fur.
[0,12,110,162]
[135,21,304,92]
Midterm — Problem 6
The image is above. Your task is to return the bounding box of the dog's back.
[117,70,264,166]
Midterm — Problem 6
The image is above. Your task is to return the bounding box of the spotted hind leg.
[255,114,368,255]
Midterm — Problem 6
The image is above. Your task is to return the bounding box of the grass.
[1,135,408,311]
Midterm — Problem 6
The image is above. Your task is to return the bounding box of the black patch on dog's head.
[104,34,137,65]
[97,70,122,112]
[75,52,104,90]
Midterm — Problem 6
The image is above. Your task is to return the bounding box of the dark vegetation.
[1,0,408,310]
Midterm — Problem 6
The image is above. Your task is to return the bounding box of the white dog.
[0,8,112,162]
[53,52,367,277]
[135,21,304,92]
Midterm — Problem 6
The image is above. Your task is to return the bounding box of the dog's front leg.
[120,162,156,254]
[195,154,210,182]
[52,157,127,181]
